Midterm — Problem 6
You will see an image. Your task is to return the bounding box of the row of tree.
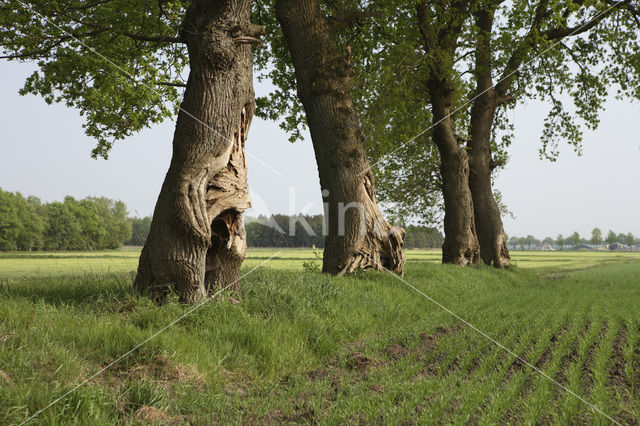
[0,188,131,251]
[508,229,639,250]
[4,0,639,302]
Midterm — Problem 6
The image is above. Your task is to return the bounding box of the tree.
[570,232,581,249]
[135,0,259,302]
[0,188,139,251]
[507,235,520,249]
[556,234,564,250]
[41,196,132,250]
[624,232,635,246]
[334,0,640,268]
[127,217,152,246]
[258,0,405,275]
[10,192,45,251]
[525,235,538,250]
[606,230,618,245]
[2,1,262,302]
[0,189,22,251]
[590,228,603,249]
[43,201,82,250]
[90,198,132,249]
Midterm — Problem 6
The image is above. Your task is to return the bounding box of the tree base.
[442,240,481,266]
[334,225,405,275]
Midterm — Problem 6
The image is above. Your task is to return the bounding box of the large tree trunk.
[134,0,256,303]
[468,99,510,268]
[429,84,481,266]
[467,8,510,268]
[275,0,405,275]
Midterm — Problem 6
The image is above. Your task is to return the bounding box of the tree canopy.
[253,0,640,225]
[0,0,190,158]
[0,188,131,251]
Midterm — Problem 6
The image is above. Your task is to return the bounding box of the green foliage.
[402,224,444,249]
[244,214,443,248]
[0,0,190,158]
[624,232,635,246]
[254,0,640,225]
[606,229,618,244]
[301,244,322,272]
[0,189,45,251]
[126,216,152,246]
[508,229,639,251]
[570,231,581,248]
[245,214,326,248]
[0,188,131,251]
[591,227,603,247]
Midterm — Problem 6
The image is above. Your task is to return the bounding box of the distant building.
[573,244,592,251]
[538,243,554,251]
[609,242,631,252]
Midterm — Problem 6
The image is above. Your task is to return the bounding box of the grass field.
[1,248,639,279]
[1,249,639,424]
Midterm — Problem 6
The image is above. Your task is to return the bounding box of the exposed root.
[334,171,405,276]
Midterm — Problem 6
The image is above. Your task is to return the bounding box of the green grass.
[1,248,638,279]
[0,250,639,424]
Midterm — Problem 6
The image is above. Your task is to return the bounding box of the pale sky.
[1,61,639,239]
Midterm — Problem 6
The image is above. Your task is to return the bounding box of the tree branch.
[542,2,623,40]
[119,32,182,43]
[494,0,551,97]
[0,29,107,59]
[490,157,506,170]
[43,0,183,44]
[472,6,495,94]
[329,7,377,34]
[158,81,187,88]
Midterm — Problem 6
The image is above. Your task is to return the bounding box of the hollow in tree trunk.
[134,0,258,303]
[275,0,405,275]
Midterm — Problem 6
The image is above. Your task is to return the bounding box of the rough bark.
[429,83,481,266]
[468,8,510,268]
[275,0,405,275]
[416,0,479,266]
[468,101,510,268]
[134,0,255,303]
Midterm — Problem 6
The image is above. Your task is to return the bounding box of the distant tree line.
[507,228,639,251]
[246,215,325,248]
[0,188,444,251]
[245,215,443,249]
[0,188,131,251]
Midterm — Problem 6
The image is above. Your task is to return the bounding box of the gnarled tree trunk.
[468,99,510,268]
[134,0,257,303]
[429,84,481,266]
[416,1,480,267]
[467,8,510,268]
[275,0,405,276]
